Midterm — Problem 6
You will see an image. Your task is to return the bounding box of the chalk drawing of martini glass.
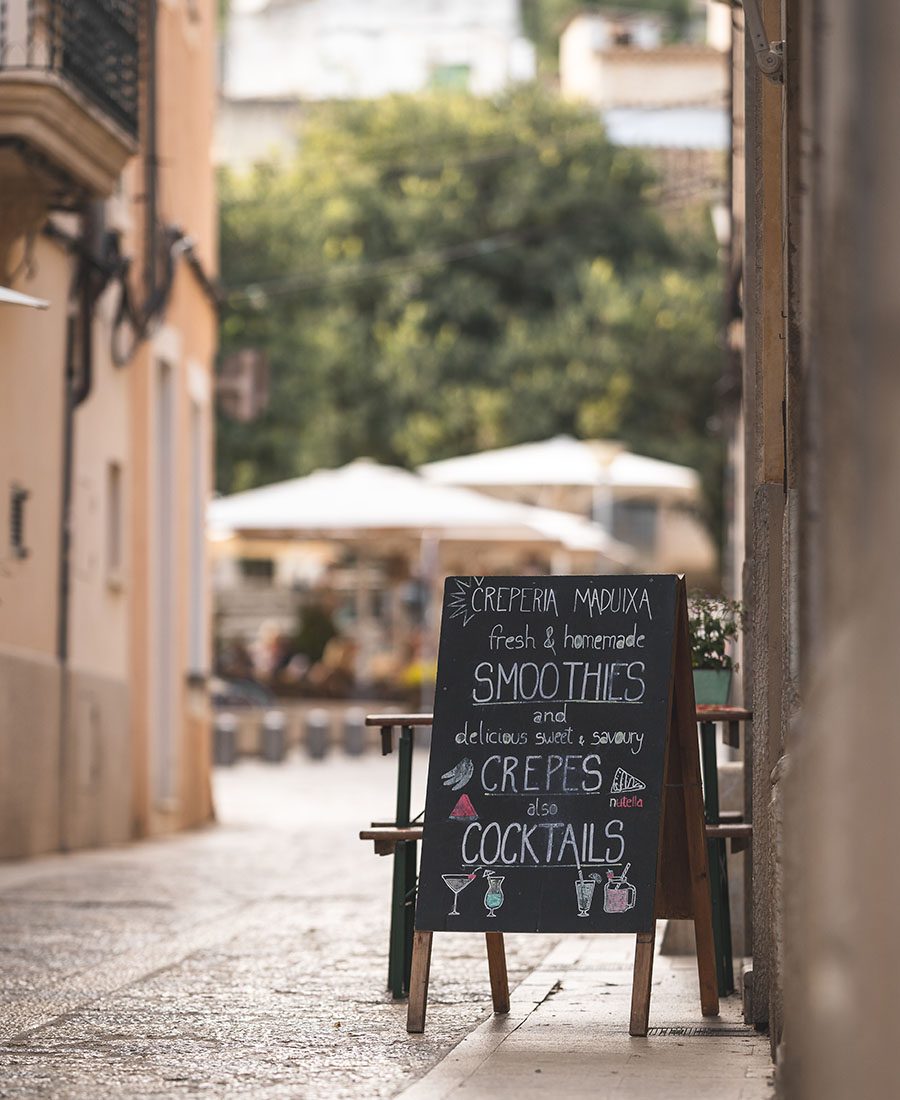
[442,872,477,916]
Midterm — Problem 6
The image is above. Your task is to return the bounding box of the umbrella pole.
[418,534,439,712]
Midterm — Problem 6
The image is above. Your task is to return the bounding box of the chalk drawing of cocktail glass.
[602,864,636,914]
[575,876,596,917]
[442,872,477,916]
[484,873,505,917]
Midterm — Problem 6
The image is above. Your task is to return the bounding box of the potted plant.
[687,591,744,706]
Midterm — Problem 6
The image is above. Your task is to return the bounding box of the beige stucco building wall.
[0,235,70,857]
[127,0,218,840]
[0,1,216,858]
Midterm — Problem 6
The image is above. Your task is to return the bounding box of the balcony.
[0,0,139,200]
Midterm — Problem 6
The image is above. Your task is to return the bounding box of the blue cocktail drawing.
[484,873,505,917]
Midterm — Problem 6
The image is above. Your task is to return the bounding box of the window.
[430,64,471,92]
[188,400,208,676]
[239,558,275,581]
[106,462,123,587]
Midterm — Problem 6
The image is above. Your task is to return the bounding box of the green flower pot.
[692,668,733,706]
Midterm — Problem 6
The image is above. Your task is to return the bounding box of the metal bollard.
[305,708,330,760]
[261,709,287,763]
[342,707,366,756]
[213,712,238,766]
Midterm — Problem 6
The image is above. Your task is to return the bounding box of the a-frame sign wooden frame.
[407,577,719,1035]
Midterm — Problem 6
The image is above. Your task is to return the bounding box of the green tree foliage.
[218,89,723,531]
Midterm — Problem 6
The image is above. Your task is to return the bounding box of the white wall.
[561,9,728,112]
[223,0,535,102]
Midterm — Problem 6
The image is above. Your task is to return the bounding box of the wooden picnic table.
[362,706,752,1000]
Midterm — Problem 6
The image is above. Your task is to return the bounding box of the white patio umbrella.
[209,458,633,562]
[420,434,699,496]
[209,459,635,703]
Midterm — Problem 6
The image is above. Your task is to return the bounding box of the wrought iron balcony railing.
[0,0,140,138]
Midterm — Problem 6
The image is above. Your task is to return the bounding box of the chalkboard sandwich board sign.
[407,574,718,1035]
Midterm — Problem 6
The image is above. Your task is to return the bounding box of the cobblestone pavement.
[0,755,558,1099]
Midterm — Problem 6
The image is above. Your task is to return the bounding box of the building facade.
[0,0,217,857]
[560,7,728,146]
[729,0,900,1093]
[216,0,536,167]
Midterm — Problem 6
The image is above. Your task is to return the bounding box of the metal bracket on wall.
[738,0,785,82]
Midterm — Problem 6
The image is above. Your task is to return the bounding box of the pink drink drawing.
[602,864,636,914]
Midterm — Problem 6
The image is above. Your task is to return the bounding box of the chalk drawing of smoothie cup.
[603,864,636,914]
[484,873,505,917]
[575,876,596,917]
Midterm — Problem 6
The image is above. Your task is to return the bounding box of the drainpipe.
[56,201,105,849]
[145,0,159,302]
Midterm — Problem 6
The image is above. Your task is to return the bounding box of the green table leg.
[388,725,415,999]
[403,838,418,992]
[700,721,735,996]
[389,841,408,998]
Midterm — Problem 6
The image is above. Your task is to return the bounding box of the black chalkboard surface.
[415,574,679,935]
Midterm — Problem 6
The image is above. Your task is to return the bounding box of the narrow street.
[0,755,553,1098]
[0,754,773,1099]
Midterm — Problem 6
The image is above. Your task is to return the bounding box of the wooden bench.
[361,822,752,854]
[696,707,753,995]
[361,715,432,999]
[360,825,423,855]
[361,708,753,1000]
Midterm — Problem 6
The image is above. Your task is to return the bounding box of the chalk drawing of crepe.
[610,767,646,795]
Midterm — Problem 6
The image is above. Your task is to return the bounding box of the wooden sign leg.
[680,748,721,1017]
[485,932,510,1014]
[673,581,720,1018]
[406,931,433,1033]
[629,927,656,1036]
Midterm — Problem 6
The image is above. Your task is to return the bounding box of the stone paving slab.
[0,756,556,1098]
[399,935,774,1100]
[0,756,774,1099]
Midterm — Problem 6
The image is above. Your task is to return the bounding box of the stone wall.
[781,2,900,1094]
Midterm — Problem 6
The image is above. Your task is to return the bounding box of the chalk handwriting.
[573,585,653,619]
[488,623,536,651]
[461,818,627,867]
[472,659,646,704]
[563,622,646,651]
[455,719,529,746]
[480,753,603,794]
[591,729,645,755]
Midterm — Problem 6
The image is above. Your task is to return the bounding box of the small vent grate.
[647,1026,756,1038]
[9,484,30,560]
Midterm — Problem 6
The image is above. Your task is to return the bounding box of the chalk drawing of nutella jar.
[602,865,636,914]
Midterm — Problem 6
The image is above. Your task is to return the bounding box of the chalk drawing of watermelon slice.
[450,794,478,821]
